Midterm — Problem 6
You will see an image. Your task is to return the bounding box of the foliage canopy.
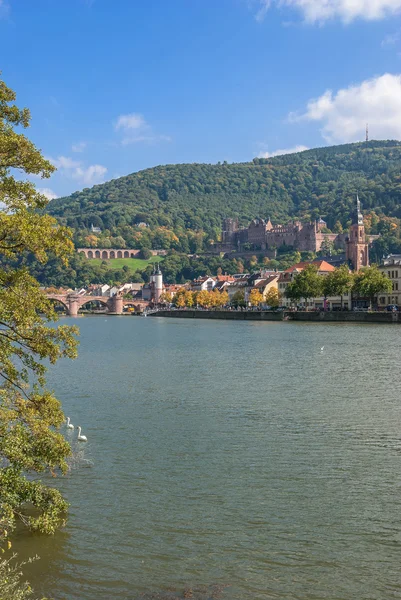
[47,140,401,258]
[285,265,323,303]
[353,265,392,307]
[0,75,78,547]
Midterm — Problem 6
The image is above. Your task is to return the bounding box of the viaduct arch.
[77,248,141,260]
[77,248,167,260]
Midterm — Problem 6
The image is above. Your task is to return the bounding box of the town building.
[164,284,185,299]
[278,260,337,309]
[93,284,110,296]
[226,276,249,300]
[276,260,361,311]
[190,276,216,292]
[378,255,401,307]
[252,274,280,301]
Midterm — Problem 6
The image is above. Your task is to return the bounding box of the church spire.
[354,193,363,226]
[346,193,369,271]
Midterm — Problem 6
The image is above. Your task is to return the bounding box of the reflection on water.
[14,318,401,600]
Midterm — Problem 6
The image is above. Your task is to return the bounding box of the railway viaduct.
[77,248,166,259]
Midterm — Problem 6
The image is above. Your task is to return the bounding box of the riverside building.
[378,255,401,307]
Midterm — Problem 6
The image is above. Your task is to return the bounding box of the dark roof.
[254,275,278,288]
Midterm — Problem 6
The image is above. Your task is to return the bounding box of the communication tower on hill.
[366,123,369,142]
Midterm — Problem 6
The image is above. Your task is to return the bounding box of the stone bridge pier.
[68,295,80,317]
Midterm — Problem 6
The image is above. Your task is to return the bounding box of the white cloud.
[72,164,107,185]
[258,144,309,158]
[48,155,107,186]
[71,141,87,153]
[289,73,401,143]
[115,113,147,131]
[114,112,171,145]
[49,155,81,170]
[256,0,401,23]
[255,0,271,21]
[37,187,58,200]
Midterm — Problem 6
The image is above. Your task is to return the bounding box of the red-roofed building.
[278,260,350,310]
[283,260,336,275]
[164,284,185,298]
[215,274,236,283]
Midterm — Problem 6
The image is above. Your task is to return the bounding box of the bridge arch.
[110,250,115,258]
[117,250,123,258]
[95,250,101,258]
[87,250,93,258]
[77,298,110,313]
[48,297,69,313]
[102,250,109,259]
[124,251,129,258]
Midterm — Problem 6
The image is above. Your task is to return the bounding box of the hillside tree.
[0,75,78,557]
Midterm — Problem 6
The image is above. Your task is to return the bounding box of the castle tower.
[222,218,238,244]
[154,265,163,304]
[346,195,369,271]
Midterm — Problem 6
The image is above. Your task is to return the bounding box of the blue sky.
[1,0,401,198]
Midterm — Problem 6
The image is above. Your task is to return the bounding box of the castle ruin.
[219,216,347,254]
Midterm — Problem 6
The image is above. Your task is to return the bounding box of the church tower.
[346,195,369,271]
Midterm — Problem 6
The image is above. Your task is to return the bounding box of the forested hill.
[47,140,401,252]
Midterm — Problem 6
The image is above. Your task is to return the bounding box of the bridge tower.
[112,294,123,314]
[154,265,163,304]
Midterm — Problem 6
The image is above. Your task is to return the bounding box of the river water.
[14,317,401,600]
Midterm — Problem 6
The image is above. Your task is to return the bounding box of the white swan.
[320,346,324,351]
[77,426,87,442]
[66,417,74,429]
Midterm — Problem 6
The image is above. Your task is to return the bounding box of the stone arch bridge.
[77,248,167,260]
[78,248,141,260]
[47,293,141,316]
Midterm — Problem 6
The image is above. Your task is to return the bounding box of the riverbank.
[149,309,400,324]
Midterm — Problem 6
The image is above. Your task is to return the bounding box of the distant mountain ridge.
[47,140,401,252]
